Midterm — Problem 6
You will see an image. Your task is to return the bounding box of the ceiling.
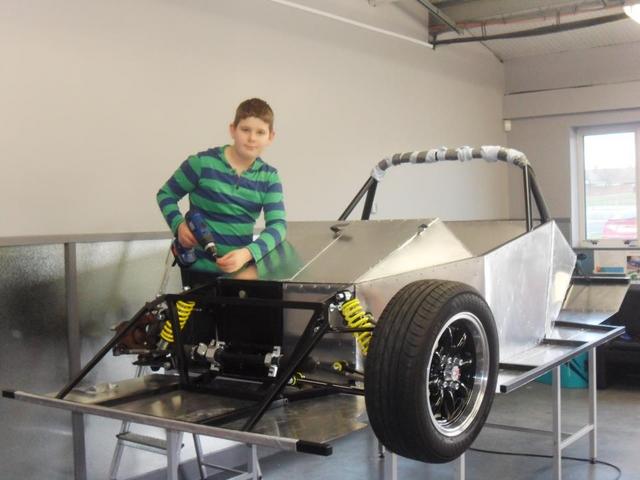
[422,0,640,60]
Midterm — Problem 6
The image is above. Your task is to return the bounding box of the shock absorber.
[160,300,196,343]
[336,293,375,356]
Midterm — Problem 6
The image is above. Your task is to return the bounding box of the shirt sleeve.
[246,170,287,262]
[156,155,202,234]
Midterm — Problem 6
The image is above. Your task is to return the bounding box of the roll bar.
[338,146,551,232]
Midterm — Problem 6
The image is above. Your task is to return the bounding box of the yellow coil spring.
[340,298,374,356]
[160,300,196,343]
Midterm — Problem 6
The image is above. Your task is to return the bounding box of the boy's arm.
[245,171,287,263]
[156,155,202,234]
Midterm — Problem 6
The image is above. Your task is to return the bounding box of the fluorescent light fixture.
[624,2,640,23]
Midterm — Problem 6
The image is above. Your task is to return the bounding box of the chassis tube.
[529,169,551,223]
[361,180,378,220]
[56,298,166,399]
[242,307,329,431]
[339,177,376,221]
[523,166,533,231]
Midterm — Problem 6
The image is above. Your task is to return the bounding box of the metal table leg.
[166,430,183,480]
[247,445,261,480]
[108,419,132,480]
[588,348,597,463]
[383,452,397,480]
[454,453,465,480]
[377,441,385,458]
[552,365,562,480]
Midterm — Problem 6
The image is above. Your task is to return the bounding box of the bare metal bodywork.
[270,218,577,374]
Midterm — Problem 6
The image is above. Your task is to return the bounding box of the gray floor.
[255,376,639,480]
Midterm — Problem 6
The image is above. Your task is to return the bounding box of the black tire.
[364,279,499,463]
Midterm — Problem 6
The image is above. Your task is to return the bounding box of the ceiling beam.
[434,0,623,22]
[415,0,461,33]
[432,11,628,44]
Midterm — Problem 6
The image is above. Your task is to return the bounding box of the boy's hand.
[177,222,197,248]
[217,248,253,273]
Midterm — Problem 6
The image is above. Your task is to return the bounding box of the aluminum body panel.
[356,256,485,330]
[496,323,624,393]
[506,343,578,367]
[251,221,339,282]
[225,395,367,443]
[291,219,438,284]
[357,221,575,362]
[356,219,473,283]
[556,310,616,325]
[66,374,180,405]
[546,225,578,335]
[483,222,575,360]
[562,282,629,314]
[8,388,367,450]
[545,325,615,343]
[8,390,303,452]
[251,219,439,283]
[444,220,527,256]
[12,372,367,447]
[110,391,252,424]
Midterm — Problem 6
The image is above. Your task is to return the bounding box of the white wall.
[505,42,640,94]
[504,42,640,242]
[0,0,508,237]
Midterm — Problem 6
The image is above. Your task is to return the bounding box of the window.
[576,124,640,245]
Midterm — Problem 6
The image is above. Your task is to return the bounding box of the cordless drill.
[172,210,218,268]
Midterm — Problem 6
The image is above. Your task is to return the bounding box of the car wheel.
[364,279,499,463]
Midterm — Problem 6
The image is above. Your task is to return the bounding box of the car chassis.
[2,146,628,477]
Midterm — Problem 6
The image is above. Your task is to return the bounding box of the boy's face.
[229,116,274,161]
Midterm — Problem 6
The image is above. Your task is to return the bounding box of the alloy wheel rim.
[426,312,489,436]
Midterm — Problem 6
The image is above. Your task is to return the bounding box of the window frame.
[575,123,640,247]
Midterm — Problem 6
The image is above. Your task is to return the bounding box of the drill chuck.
[203,242,217,259]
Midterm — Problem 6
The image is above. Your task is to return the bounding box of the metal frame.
[27,280,370,451]
[496,322,624,393]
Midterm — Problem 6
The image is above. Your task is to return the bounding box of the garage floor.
[255,375,638,480]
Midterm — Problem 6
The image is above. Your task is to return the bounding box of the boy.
[156,98,286,278]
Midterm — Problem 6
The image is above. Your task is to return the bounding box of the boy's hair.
[233,98,274,131]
